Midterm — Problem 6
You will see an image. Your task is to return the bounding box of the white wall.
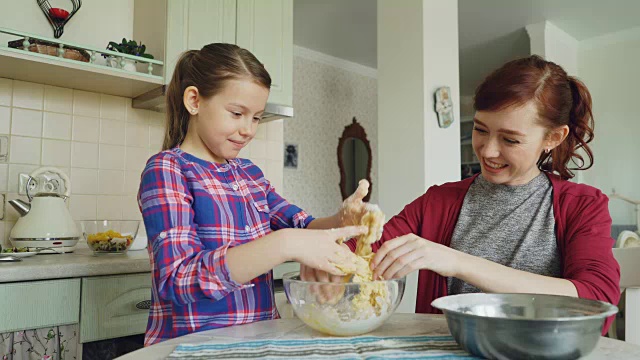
[578,28,640,226]
[283,46,378,217]
[378,0,460,313]
[1,0,134,50]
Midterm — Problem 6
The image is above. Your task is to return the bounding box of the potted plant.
[104,38,154,72]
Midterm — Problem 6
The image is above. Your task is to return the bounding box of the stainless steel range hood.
[132,85,294,123]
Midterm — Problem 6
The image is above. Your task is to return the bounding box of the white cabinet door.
[236,0,293,107]
[164,0,237,81]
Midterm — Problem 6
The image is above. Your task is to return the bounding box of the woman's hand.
[285,226,366,276]
[300,261,349,305]
[371,234,460,280]
[338,179,370,227]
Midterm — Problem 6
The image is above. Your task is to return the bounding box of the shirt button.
[159,231,167,239]
[245,225,250,232]
[232,183,239,191]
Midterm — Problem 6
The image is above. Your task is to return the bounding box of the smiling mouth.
[483,158,508,170]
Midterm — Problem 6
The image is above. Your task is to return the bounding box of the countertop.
[116,314,640,360]
[0,243,151,283]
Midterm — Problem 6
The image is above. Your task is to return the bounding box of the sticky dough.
[336,204,388,315]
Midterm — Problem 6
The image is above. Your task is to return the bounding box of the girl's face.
[187,79,269,163]
[472,102,566,186]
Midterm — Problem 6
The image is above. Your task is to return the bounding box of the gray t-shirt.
[448,173,562,294]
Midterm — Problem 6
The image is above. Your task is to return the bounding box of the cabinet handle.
[136,300,151,310]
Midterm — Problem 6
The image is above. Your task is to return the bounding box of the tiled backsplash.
[0,78,284,248]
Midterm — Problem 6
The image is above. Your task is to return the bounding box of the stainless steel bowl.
[431,293,618,360]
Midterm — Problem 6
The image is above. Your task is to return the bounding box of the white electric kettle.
[8,167,80,252]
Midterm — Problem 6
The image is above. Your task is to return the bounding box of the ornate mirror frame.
[337,117,372,202]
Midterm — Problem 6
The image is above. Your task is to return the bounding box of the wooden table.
[116,313,640,359]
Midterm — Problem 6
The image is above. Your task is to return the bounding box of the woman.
[307,55,620,333]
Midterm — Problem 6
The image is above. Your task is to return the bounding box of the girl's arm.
[140,155,365,305]
[226,226,367,284]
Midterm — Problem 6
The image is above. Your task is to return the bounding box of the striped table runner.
[167,335,479,359]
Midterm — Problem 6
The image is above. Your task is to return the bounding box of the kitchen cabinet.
[159,0,293,108]
[236,0,293,107]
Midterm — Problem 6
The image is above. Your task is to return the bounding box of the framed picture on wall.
[284,143,298,169]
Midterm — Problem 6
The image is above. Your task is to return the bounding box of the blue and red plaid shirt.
[138,148,313,346]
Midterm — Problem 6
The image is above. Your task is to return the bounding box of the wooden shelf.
[0,47,164,98]
[461,139,472,145]
[461,115,474,123]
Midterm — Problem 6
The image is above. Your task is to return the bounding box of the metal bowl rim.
[282,271,406,286]
[431,293,619,322]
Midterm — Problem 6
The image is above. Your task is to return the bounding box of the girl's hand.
[338,179,370,227]
[300,262,348,305]
[370,234,460,280]
[286,226,366,276]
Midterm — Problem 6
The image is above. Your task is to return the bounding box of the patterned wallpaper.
[283,56,378,217]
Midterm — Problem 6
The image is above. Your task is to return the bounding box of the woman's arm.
[371,234,577,296]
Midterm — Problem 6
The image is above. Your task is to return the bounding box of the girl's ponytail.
[163,50,198,150]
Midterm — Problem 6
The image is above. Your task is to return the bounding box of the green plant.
[106,38,154,59]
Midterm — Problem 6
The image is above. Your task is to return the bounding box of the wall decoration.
[337,118,372,202]
[284,143,298,169]
[434,86,454,128]
[37,0,82,38]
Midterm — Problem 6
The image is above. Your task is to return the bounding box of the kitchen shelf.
[0,27,164,98]
[461,161,480,165]
[461,115,474,123]
[461,139,472,145]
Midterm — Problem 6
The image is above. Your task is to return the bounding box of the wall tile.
[13,81,44,110]
[0,78,12,107]
[266,159,283,192]
[43,112,72,140]
[9,136,41,164]
[147,111,164,126]
[100,95,127,120]
[99,144,125,170]
[41,139,71,167]
[126,122,149,147]
[0,222,6,248]
[266,140,283,162]
[71,168,98,194]
[0,106,10,134]
[0,164,8,192]
[72,116,100,142]
[98,170,125,195]
[149,126,164,149]
[251,139,267,159]
[11,108,43,137]
[266,119,284,141]
[96,195,123,220]
[124,170,142,195]
[254,124,267,140]
[73,90,100,117]
[122,195,142,220]
[8,164,38,193]
[71,142,99,169]
[126,147,150,172]
[69,195,97,221]
[100,119,126,145]
[44,86,73,114]
[125,103,147,124]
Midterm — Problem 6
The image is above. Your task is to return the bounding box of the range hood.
[132,85,293,123]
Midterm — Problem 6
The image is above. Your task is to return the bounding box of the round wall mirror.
[338,117,372,202]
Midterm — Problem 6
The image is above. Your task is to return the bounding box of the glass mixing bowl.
[283,271,406,336]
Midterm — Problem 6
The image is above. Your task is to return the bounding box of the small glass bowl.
[78,220,140,255]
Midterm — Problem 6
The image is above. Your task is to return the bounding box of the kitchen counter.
[116,314,640,360]
[0,245,151,283]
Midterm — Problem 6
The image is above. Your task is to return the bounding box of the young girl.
[138,43,369,346]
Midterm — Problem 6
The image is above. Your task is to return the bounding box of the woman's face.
[473,102,556,186]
